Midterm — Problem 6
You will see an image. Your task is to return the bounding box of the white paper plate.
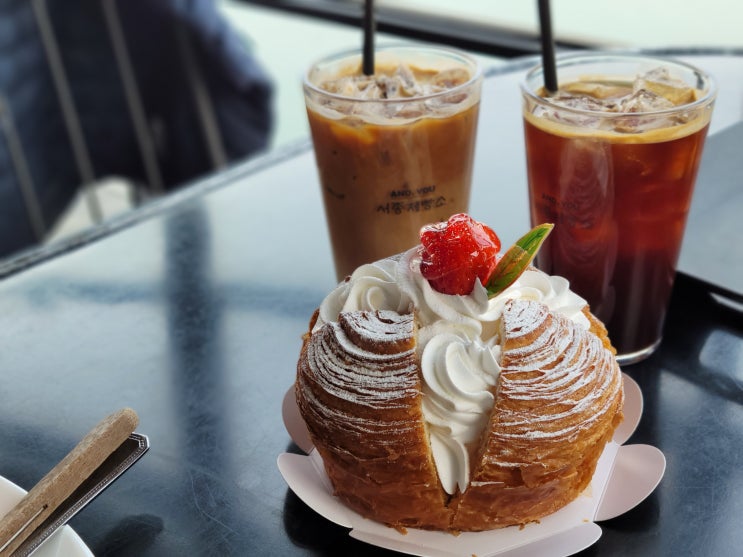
[279,373,665,557]
[0,475,94,557]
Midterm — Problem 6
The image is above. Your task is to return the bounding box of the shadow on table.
[95,514,164,557]
[282,488,407,556]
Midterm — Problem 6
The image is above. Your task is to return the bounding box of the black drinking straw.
[362,0,375,76]
[537,0,558,93]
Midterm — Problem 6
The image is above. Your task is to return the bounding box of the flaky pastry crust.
[296,299,624,531]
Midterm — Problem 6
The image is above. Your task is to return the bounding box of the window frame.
[238,0,591,57]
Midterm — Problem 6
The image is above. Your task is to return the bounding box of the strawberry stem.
[485,223,554,298]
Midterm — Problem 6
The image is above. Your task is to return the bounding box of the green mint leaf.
[485,223,554,298]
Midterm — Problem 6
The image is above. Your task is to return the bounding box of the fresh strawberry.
[419,213,501,295]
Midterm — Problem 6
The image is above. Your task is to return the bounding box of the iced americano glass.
[304,45,483,281]
[521,53,716,365]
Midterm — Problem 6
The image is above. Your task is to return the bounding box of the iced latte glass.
[521,53,716,365]
[304,45,483,280]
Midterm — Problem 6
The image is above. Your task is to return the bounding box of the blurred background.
[0,0,740,262]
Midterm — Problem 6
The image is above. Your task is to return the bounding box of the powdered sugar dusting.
[484,298,622,468]
[296,309,425,454]
[301,311,418,408]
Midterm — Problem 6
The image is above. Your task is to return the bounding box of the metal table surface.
[0,51,741,556]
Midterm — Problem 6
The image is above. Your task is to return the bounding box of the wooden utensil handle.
[0,408,139,556]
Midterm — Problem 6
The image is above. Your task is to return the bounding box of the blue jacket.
[0,0,274,257]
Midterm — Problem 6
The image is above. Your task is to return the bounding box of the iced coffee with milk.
[304,46,483,280]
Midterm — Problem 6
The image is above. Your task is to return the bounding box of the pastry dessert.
[296,214,624,532]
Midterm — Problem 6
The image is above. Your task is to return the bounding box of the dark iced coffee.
[304,46,482,280]
[522,55,716,364]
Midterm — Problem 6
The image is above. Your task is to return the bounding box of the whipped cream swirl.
[314,247,589,494]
